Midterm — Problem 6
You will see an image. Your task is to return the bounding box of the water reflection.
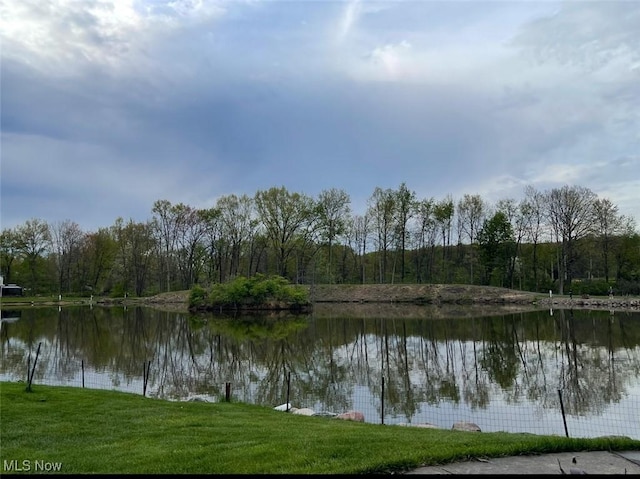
[1,305,639,439]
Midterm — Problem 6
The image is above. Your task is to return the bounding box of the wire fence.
[12,339,640,441]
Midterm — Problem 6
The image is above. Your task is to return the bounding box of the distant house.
[1,284,23,296]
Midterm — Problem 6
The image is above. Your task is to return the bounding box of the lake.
[1,304,639,439]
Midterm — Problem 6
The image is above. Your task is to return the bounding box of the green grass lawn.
[1,382,639,474]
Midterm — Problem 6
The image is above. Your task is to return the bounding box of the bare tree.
[129,220,157,296]
[412,197,437,283]
[316,188,351,283]
[434,196,455,282]
[217,194,259,280]
[496,198,535,289]
[394,182,416,283]
[367,187,396,283]
[174,205,214,289]
[592,198,628,283]
[49,220,84,295]
[151,200,182,292]
[521,186,547,291]
[202,208,225,284]
[545,185,596,294]
[349,213,371,284]
[457,194,486,284]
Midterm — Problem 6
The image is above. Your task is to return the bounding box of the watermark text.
[3,459,63,473]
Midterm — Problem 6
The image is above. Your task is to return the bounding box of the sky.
[1,0,639,233]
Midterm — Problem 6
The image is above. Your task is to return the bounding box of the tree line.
[2,183,639,297]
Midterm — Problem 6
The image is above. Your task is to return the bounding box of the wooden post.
[225,382,231,402]
[82,359,85,388]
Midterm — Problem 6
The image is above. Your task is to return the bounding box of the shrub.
[189,285,208,308]
[616,279,640,295]
[190,275,309,310]
[569,280,612,296]
[110,283,125,298]
[225,276,251,304]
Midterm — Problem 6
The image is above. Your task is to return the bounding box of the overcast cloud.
[1,0,639,232]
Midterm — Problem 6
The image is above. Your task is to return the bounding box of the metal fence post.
[381,375,385,425]
[558,389,569,437]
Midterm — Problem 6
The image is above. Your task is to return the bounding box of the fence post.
[381,375,385,425]
[143,361,150,397]
[558,389,569,437]
[225,382,231,402]
[82,359,85,388]
[27,342,42,392]
[286,371,291,412]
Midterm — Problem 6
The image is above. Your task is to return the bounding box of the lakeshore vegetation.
[189,274,310,311]
[1,183,638,300]
[2,382,639,474]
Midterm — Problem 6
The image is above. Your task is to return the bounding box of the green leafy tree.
[0,228,20,284]
[615,221,640,293]
[15,218,51,294]
[81,228,117,294]
[477,211,515,286]
[254,186,315,279]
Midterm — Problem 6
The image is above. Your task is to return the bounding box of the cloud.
[1,0,638,233]
[512,1,640,73]
[336,0,361,43]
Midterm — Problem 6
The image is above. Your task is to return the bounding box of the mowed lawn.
[1,382,639,474]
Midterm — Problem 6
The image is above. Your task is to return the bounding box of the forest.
[2,183,639,298]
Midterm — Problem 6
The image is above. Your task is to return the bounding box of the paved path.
[405,450,640,475]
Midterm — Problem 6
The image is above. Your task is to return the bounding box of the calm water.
[1,304,639,439]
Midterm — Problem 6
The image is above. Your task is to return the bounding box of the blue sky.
[1,0,639,232]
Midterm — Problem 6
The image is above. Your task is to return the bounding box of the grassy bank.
[1,382,638,474]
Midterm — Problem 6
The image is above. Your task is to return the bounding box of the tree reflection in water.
[1,305,639,439]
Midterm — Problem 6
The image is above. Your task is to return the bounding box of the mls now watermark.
[4,459,63,472]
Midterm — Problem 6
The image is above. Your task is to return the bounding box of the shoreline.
[2,284,638,314]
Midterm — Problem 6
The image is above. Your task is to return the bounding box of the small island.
[188,274,311,313]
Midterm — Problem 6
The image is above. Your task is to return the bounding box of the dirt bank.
[309,284,639,311]
[309,283,538,304]
[134,284,640,315]
[5,285,638,314]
